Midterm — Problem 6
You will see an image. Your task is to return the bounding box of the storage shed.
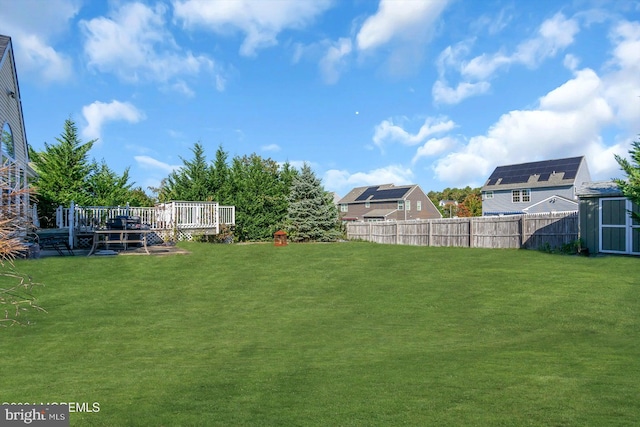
[577,181,639,255]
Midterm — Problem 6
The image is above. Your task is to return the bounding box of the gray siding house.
[482,156,591,216]
[0,35,31,222]
[338,184,441,222]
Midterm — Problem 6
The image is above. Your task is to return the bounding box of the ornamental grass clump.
[0,166,44,326]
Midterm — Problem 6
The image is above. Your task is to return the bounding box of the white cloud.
[323,165,414,195]
[134,155,181,174]
[173,0,333,56]
[80,2,217,86]
[82,100,146,141]
[463,13,579,79]
[434,13,580,105]
[319,38,352,85]
[432,80,491,105]
[512,13,580,68]
[261,144,281,152]
[603,20,640,127]
[0,0,79,82]
[356,0,450,51]
[412,137,458,165]
[373,116,456,149]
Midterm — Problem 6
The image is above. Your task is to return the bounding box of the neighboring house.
[337,183,441,221]
[439,199,458,217]
[481,156,590,216]
[0,35,31,221]
[439,200,458,207]
[577,181,639,256]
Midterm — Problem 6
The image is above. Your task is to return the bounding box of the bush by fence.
[346,211,578,250]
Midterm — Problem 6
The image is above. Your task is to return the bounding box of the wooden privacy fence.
[346,211,578,250]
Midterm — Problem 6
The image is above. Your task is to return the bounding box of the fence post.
[69,201,75,249]
[469,218,474,248]
[520,215,525,248]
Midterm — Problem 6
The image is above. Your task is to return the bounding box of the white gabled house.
[0,35,32,226]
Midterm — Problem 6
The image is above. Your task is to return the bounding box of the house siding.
[484,185,575,215]
[339,185,441,221]
[0,38,28,166]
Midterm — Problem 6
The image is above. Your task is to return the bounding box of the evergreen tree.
[230,154,290,241]
[210,145,231,204]
[87,160,133,206]
[286,164,341,242]
[614,139,640,221]
[29,118,96,227]
[127,187,156,207]
[161,142,213,201]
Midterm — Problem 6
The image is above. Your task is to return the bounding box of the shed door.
[600,198,640,255]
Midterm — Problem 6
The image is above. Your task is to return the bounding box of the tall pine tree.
[29,118,96,227]
[160,142,212,202]
[286,164,340,242]
[614,139,640,221]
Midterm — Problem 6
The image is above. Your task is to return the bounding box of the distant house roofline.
[338,183,419,204]
[482,156,587,191]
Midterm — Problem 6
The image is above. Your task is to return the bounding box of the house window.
[365,201,370,208]
[483,191,494,200]
[1,123,15,162]
[340,204,348,212]
[406,200,411,211]
[417,201,422,211]
[397,200,404,211]
[512,189,531,203]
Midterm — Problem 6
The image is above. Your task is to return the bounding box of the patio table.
[87,229,152,256]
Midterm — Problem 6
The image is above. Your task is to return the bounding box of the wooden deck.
[52,201,235,249]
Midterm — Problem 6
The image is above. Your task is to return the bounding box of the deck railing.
[54,201,235,247]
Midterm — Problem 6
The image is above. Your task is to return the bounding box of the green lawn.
[2,242,639,426]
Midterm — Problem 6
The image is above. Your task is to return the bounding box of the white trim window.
[512,189,531,203]
[397,200,404,211]
[406,200,411,211]
[340,204,348,212]
[483,191,494,200]
[417,201,422,211]
[365,201,370,208]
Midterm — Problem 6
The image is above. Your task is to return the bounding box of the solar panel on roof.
[355,186,379,201]
[372,187,411,200]
[487,156,582,186]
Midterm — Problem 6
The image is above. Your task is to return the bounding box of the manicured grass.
[2,242,640,426]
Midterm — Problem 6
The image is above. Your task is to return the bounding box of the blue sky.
[1,0,639,197]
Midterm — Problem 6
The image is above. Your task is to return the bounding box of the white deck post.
[69,201,75,249]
